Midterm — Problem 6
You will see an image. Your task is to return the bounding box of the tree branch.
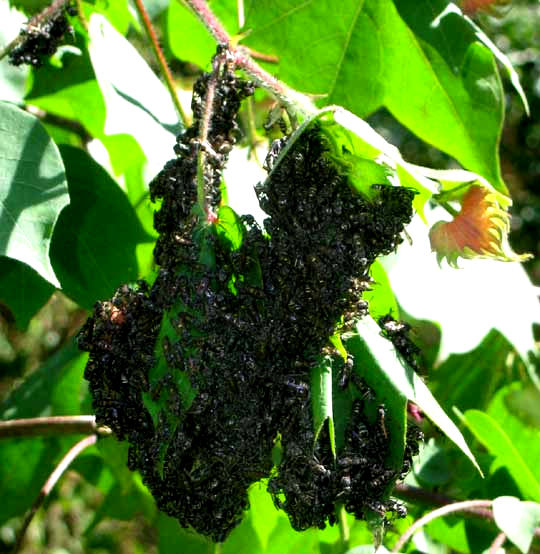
[392,499,494,552]
[393,485,540,552]
[25,105,92,144]
[0,416,111,439]
[180,0,315,118]
[12,434,98,554]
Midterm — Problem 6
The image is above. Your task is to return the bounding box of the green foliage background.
[0,0,540,553]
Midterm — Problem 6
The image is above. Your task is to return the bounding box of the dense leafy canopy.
[0,0,539,553]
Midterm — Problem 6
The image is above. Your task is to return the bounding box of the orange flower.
[429,185,530,267]
[460,0,511,16]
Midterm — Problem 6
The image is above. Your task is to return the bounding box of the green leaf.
[26,36,107,139]
[345,320,408,472]
[487,384,540,494]
[0,101,69,287]
[413,438,451,487]
[393,0,529,115]
[50,145,152,309]
[0,257,54,330]
[430,329,517,415]
[217,205,245,251]
[310,355,336,456]
[505,386,540,429]
[492,496,540,554]
[244,0,506,193]
[348,316,481,474]
[248,482,283,551]
[88,13,181,176]
[462,409,540,500]
[158,513,210,554]
[364,260,399,322]
[167,0,238,69]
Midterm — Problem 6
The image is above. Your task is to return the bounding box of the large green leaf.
[50,145,152,309]
[0,101,69,287]
[88,13,181,177]
[243,0,506,192]
[347,316,481,474]
[0,257,54,330]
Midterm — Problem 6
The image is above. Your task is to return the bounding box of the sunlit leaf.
[492,496,540,554]
[0,101,69,287]
[88,13,182,177]
[244,0,506,192]
[462,409,540,500]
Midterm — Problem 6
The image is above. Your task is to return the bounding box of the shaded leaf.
[430,329,517,414]
[0,101,69,287]
[50,145,152,309]
[505,386,540,429]
[492,496,540,554]
[0,256,54,330]
[413,438,451,487]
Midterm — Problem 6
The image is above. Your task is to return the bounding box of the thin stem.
[12,434,98,553]
[133,0,189,127]
[395,484,540,539]
[0,0,72,61]
[488,531,507,554]
[0,416,111,439]
[392,500,493,553]
[213,542,222,554]
[337,505,350,551]
[181,0,230,45]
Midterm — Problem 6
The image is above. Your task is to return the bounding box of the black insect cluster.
[8,1,77,68]
[80,52,421,542]
[379,315,423,374]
